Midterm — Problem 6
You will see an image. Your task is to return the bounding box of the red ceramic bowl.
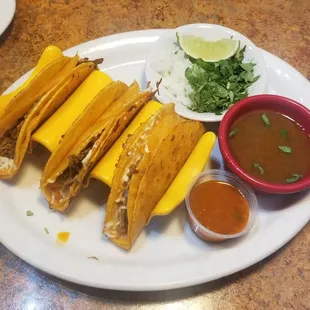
[218,94,310,194]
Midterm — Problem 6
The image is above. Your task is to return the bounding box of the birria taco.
[40,81,154,211]
[104,104,205,249]
[0,55,100,178]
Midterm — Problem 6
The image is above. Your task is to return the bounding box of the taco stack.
[40,81,154,211]
[104,104,205,249]
[0,55,100,178]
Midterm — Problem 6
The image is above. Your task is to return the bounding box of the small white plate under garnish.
[145,24,267,122]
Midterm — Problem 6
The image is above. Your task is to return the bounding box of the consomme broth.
[228,110,310,184]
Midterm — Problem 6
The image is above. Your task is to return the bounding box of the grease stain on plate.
[57,232,70,244]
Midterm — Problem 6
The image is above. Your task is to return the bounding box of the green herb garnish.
[281,129,288,140]
[261,113,270,126]
[286,174,303,183]
[236,211,243,222]
[44,228,49,234]
[184,46,259,113]
[253,163,264,175]
[278,145,292,154]
[88,256,99,260]
[26,210,33,216]
[229,128,238,137]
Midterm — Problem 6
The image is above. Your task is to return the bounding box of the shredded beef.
[78,58,104,66]
[120,209,128,235]
[56,138,95,186]
[116,160,141,235]
[0,119,24,159]
[128,164,139,178]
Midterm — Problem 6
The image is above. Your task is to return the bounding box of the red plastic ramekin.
[218,95,310,194]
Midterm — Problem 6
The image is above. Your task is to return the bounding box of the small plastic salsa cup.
[185,169,258,242]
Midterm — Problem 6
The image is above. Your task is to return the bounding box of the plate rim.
[1,29,310,292]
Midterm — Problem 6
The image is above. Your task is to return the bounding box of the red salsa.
[189,180,249,235]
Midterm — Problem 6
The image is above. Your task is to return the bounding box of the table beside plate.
[0,1,310,309]
[0,0,15,37]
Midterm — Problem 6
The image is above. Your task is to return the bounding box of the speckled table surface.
[0,0,309,309]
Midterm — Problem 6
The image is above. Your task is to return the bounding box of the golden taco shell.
[104,104,205,250]
[0,56,99,178]
[40,81,154,211]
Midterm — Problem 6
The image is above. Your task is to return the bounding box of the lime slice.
[177,33,239,62]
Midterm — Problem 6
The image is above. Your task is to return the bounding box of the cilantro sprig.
[184,46,260,114]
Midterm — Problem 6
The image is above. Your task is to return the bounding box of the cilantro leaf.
[261,113,270,126]
[229,128,238,137]
[286,174,303,183]
[253,163,264,175]
[184,46,260,114]
[88,256,99,260]
[281,129,289,140]
[278,146,292,154]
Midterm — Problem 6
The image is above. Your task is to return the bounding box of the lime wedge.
[177,33,239,62]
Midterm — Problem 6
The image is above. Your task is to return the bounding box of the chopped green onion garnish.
[261,113,270,126]
[229,128,238,138]
[26,210,33,216]
[44,228,49,234]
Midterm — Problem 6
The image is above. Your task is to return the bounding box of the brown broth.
[189,180,249,235]
[228,110,310,184]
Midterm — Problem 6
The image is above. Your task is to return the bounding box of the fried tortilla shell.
[0,56,98,178]
[104,104,205,249]
[40,81,154,211]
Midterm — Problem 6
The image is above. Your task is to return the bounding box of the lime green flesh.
[177,33,239,62]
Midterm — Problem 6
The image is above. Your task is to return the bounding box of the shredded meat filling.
[56,138,96,186]
[117,161,141,236]
[0,119,24,159]
[122,163,139,188]
[119,209,128,235]
[78,58,104,66]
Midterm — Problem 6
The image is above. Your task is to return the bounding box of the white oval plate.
[145,24,267,122]
[0,30,310,291]
[0,0,15,36]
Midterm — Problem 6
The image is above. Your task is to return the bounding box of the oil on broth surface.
[229,110,310,184]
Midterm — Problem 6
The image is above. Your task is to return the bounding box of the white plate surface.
[145,24,267,122]
[0,29,310,291]
[0,0,15,36]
